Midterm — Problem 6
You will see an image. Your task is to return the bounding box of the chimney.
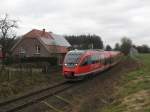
[42,29,45,34]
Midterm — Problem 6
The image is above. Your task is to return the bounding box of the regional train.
[63,49,123,80]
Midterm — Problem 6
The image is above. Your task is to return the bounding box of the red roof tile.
[23,29,53,39]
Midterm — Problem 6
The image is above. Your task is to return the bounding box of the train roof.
[69,49,104,52]
[68,50,85,53]
[68,49,121,56]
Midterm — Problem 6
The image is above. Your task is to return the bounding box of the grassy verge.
[101,54,150,112]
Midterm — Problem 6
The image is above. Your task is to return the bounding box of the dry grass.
[122,90,150,112]
[101,54,150,112]
[0,69,64,101]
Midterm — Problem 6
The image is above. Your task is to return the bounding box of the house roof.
[11,29,70,54]
[40,33,70,47]
[23,29,53,39]
[23,29,70,47]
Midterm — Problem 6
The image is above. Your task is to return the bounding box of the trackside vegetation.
[101,54,150,112]
[0,68,64,100]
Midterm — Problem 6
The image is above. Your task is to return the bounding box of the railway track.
[0,81,74,112]
[22,94,74,112]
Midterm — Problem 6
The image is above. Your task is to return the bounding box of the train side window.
[104,58,107,65]
[109,57,111,64]
[105,57,110,65]
[80,57,91,66]
[107,58,111,64]
[81,60,88,66]
[100,55,105,64]
[91,55,99,64]
[96,55,99,63]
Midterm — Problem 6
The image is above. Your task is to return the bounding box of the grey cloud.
[0,0,150,46]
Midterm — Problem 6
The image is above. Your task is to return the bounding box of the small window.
[35,45,40,54]
[58,55,64,65]
[19,47,26,57]
[20,47,26,54]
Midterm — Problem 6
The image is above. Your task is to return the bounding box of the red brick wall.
[48,45,68,53]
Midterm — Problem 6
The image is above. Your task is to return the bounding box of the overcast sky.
[0,0,150,47]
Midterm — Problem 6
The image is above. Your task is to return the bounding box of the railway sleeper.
[42,95,72,112]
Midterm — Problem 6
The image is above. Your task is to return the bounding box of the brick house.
[11,29,70,65]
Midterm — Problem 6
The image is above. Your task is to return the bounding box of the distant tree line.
[114,38,150,54]
[65,35,103,50]
[65,35,150,55]
[106,37,150,55]
[105,37,133,55]
[136,45,150,53]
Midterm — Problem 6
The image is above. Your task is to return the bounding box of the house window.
[20,47,26,54]
[58,55,65,65]
[35,45,40,54]
[19,47,26,57]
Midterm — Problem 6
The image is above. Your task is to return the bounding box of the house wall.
[47,45,68,54]
[57,53,66,65]
[12,38,51,57]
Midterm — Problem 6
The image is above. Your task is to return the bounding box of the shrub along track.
[0,81,76,112]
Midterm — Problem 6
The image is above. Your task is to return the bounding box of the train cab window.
[64,51,84,67]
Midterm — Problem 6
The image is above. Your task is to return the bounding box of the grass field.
[101,54,150,112]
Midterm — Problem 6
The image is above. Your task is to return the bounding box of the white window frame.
[35,45,40,54]
[20,47,26,54]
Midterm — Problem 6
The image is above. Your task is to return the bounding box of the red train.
[63,49,123,80]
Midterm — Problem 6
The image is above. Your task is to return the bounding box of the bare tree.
[0,14,18,71]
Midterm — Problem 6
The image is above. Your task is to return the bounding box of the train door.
[78,56,91,74]
[102,53,110,69]
[100,54,105,66]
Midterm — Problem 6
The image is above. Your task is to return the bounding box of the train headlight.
[75,64,78,66]
[64,64,67,66]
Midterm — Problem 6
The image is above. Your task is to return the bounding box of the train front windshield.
[64,52,84,67]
